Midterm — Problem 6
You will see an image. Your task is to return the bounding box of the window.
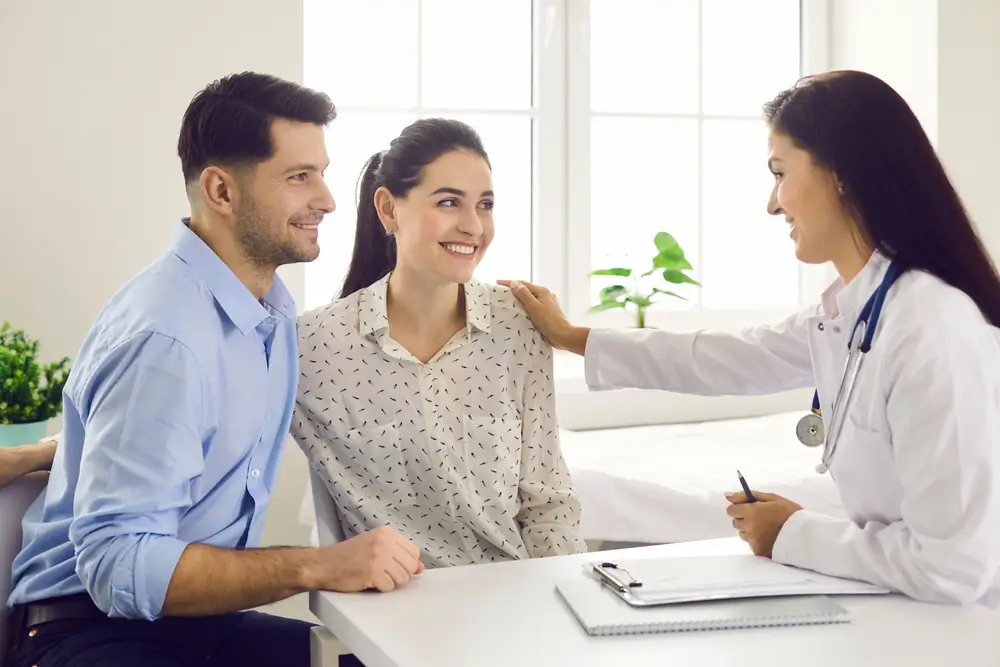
[302,0,535,310]
[304,0,831,324]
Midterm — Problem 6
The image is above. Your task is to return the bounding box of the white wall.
[936,0,1000,258]
[831,0,1000,261]
[0,0,313,618]
[830,0,940,143]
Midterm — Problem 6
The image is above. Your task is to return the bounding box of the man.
[5,72,422,667]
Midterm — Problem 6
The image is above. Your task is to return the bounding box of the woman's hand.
[0,438,57,488]
[498,280,590,355]
[725,490,802,558]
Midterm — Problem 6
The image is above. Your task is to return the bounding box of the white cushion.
[0,473,47,665]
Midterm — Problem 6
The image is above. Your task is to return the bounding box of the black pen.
[737,469,757,503]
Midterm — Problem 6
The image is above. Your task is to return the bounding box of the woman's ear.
[374,186,397,234]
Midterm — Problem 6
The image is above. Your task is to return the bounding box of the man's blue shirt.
[8,221,299,620]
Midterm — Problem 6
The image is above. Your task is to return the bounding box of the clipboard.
[588,555,891,607]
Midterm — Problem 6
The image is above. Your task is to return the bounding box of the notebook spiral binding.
[590,610,850,636]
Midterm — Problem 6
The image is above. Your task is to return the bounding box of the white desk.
[311,538,1000,667]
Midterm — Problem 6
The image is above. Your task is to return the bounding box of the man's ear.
[374,186,397,234]
[198,166,240,217]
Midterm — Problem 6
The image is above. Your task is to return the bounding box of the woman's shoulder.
[297,292,363,339]
[892,269,988,326]
[884,269,998,351]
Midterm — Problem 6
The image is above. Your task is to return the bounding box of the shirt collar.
[820,250,891,320]
[358,274,492,339]
[172,219,296,335]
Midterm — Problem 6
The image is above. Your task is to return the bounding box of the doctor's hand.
[498,280,589,355]
[725,491,803,558]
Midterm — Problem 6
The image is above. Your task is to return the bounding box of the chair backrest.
[0,473,47,666]
[309,469,345,546]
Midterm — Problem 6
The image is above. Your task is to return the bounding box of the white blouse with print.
[292,275,586,568]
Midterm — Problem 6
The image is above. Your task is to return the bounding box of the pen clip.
[592,562,643,592]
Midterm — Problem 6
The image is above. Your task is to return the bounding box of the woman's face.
[377,149,495,285]
[766,131,855,267]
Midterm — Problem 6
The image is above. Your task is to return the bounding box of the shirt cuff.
[771,508,820,566]
[111,535,188,620]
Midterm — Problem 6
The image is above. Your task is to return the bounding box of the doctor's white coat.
[584,252,1000,608]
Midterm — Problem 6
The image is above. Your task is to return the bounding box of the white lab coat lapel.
[807,254,892,478]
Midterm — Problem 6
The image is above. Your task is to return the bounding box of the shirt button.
[250,469,260,479]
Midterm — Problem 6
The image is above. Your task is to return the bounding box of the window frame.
[535,0,835,332]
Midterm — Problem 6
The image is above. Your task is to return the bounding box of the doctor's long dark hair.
[338,118,489,299]
[764,70,1000,327]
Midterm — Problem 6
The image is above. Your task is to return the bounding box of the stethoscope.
[796,260,905,474]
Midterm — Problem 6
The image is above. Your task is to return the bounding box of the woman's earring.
[837,182,845,196]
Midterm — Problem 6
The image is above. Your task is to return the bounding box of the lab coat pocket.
[837,417,902,520]
[462,416,523,506]
[343,421,411,498]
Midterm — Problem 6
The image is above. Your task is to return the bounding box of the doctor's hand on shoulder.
[310,525,425,593]
[499,280,590,355]
[725,491,803,558]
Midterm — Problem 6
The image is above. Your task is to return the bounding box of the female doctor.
[501,70,1000,607]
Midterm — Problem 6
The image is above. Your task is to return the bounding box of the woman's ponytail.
[338,151,397,299]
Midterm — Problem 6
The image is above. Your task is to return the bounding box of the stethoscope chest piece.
[796,413,825,447]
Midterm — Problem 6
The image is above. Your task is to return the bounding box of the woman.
[0,435,56,488]
[292,118,585,569]
[502,70,1000,607]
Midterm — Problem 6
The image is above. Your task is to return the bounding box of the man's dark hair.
[177,71,337,184]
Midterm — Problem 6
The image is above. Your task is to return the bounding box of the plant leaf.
[626,295,654,308]
[590,267,632,277]
[662,269,701,286]
[599,285,628,301]
[0,321,71,425]
[654,232,680,253]
[588,301,627,312]
[652,249,693,271]
[652,287,689,302]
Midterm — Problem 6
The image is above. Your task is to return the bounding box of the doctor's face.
[766,132,854,266]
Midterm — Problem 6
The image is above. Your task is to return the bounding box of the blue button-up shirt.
[8,221,298,620]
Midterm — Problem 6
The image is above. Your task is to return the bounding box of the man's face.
[235,118,334,268]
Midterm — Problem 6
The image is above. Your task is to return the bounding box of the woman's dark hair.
[339,118,489,299]
[764,69,1000,327]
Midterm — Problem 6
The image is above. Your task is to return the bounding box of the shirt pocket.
[343,421,411,500]
[461,416,523,506]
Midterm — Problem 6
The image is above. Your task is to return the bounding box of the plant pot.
[0,421,47,448]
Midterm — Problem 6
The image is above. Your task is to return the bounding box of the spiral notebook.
[556,579,850,636]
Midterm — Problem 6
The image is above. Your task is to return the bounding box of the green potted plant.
[590,232,700,328]
[0,322,71,447]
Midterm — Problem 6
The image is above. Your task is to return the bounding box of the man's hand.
[316,526,425,593]
[497,280,589,355]
[725,491,802,558]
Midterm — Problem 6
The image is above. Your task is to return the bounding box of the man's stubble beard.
[235,193,312,269]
